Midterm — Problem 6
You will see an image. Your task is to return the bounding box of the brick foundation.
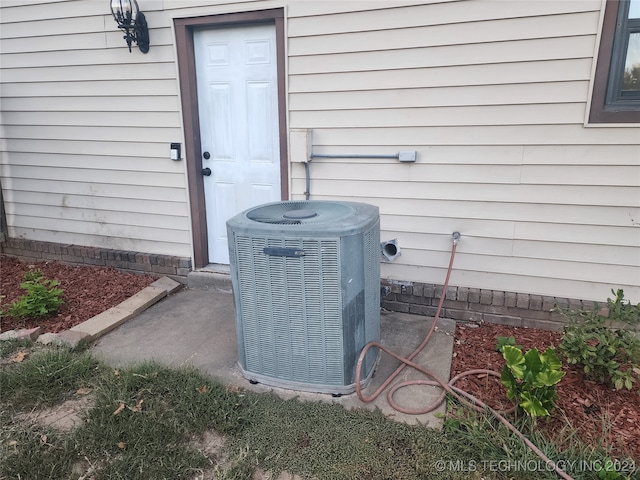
[1,237,192,283]
[1,237,613,331]
[380,279,603,332]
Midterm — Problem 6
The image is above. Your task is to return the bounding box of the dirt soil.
[451,322,640,461]
[1,255,155,333]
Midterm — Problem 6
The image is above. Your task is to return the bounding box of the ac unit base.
[239,349,379,395]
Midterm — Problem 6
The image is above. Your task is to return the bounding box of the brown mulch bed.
[451,322,640,461]
[1,255,155,333]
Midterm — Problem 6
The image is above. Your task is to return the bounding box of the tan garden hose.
[355,238,575,480]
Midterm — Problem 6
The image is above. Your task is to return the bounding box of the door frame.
[175,8,288,269]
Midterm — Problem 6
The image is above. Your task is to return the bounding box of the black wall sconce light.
[110,0,149,53]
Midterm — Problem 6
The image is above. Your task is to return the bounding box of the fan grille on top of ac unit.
[246,201,355,225]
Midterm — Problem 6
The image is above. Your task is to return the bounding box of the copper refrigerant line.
[355,233,574,480]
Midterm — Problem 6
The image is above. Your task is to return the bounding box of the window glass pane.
[629,0,640,19]
[623,32,640,91]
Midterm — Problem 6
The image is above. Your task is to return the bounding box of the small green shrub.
[597,458,626,480]
[500,344,565,417]
[556,289,640,391]
[495,335,523,353]
[5,269,64,318]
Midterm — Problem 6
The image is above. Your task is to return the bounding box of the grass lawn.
[0,340,632,480]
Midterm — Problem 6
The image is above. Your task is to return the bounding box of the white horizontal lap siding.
[290,36,597,74]
[1,80,180,97]
[288,0,640,302]
[289,59,595,92]
[290,82,592,109]
[0,0,191,256]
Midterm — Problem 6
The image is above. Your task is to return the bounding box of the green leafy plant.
[556,289,640,391]
[500,344,565,417]
[5,269,64,318]
[597,457,623,480]
[495,335,522,353]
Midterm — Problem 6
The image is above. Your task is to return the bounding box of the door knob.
[203,151,210,159]
[202,167,212,176]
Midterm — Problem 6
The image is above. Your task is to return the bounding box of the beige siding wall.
[286,0,640,302]
[1,0,638,302]
[0,0,190,255]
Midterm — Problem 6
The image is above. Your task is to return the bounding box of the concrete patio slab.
[91,288,455,428]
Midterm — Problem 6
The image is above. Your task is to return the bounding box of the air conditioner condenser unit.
[226,201,380,395]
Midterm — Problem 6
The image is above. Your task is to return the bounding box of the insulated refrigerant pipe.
[354,234,574,480]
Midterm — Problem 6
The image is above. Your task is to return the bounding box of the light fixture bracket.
[110,0,149,53]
